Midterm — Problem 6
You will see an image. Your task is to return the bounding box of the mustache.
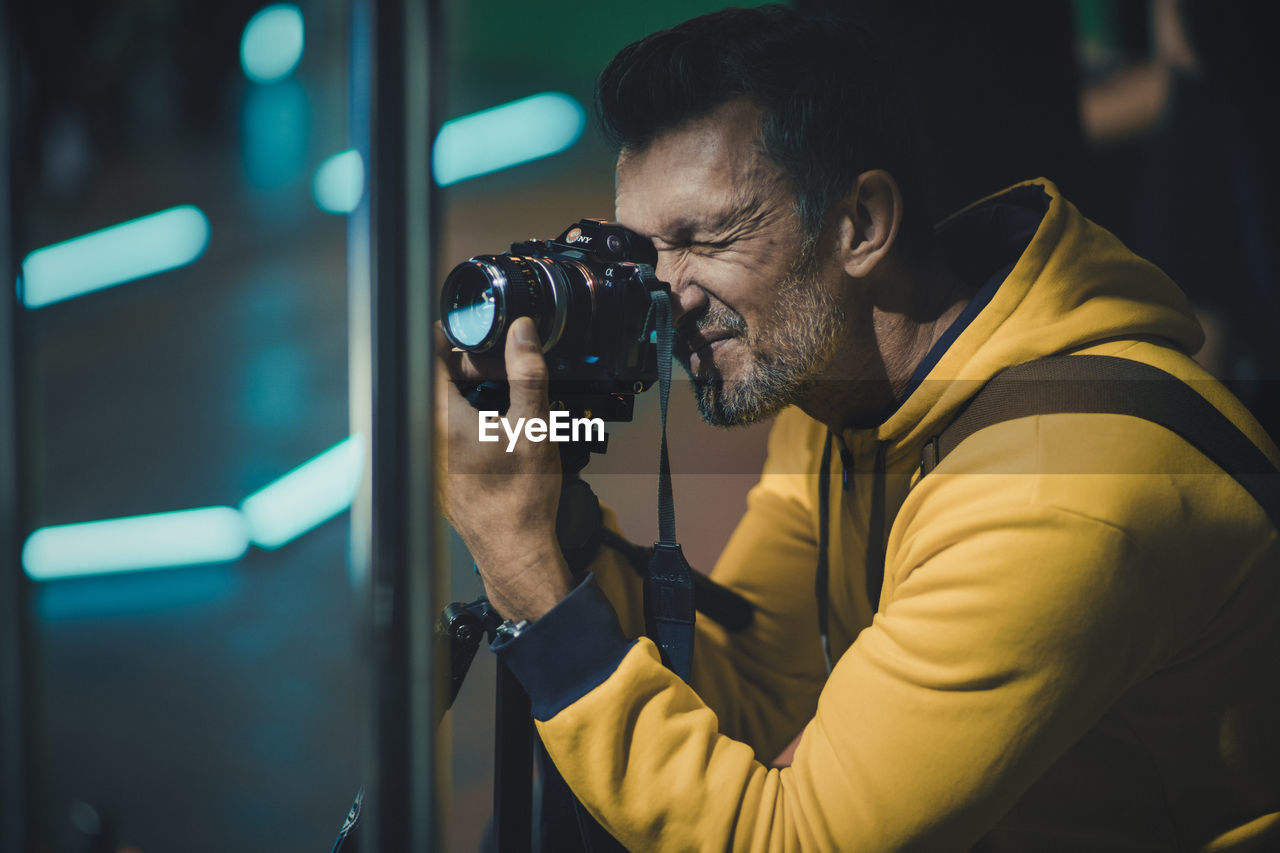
[675,302,748,343]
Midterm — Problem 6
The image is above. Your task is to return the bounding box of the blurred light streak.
[313,149,365,213]
[433,92,586,186]
[242,79,309,190]
[23,435,366,580]
[22,508,250,580]
[36,567,240,621]
[240,435,364,549]
[241,4,305,83]
[21,206,210,308]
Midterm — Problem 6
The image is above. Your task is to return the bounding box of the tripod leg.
[494,658,534,852]
[488,440,605,852]
[536,739,629,853]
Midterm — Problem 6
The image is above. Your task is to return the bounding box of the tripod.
[441,434,625,853]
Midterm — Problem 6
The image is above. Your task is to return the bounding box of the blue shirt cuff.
[492,573,634,721]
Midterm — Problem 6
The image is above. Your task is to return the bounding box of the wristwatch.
[493,618,531,646]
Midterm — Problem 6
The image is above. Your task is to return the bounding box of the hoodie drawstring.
[866,440,889,612]
[817,436,890,673]
[816,434,834,674]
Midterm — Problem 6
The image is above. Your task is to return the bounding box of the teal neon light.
[313,149,365,214]
[21,205,210,308]
[22,433,366,579]
[240,434,365,549]
[433,92,586,186]
[240,4,305,83]
[22,508,250,580]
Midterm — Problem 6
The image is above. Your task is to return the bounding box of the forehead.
[614,100,789,238]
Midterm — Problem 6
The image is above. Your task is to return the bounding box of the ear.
[833,169,903,279]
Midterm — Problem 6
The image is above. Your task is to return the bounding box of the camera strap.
[643,289,696,681]
[328,786,363,853]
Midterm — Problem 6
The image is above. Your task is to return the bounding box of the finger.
[504,316,549,419]
[457,349,507,383]
[436,321,507,383]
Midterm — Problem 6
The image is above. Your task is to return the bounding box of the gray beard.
[687,353,816,427]
[685,256,847,427]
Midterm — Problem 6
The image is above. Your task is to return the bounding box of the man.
[437,6,1280,850]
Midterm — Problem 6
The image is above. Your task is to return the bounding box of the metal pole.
[0,0,30,847]
[349,0,445,848]
[493,662,534,851]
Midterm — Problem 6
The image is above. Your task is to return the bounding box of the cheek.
[698,260,775,313]
[655,251,688,284]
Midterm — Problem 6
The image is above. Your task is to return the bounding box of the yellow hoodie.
[495,180,1280,851]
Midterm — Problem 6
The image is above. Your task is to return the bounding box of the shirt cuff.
[492,573,635,721]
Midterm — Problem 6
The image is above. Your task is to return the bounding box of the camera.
[440,219,668,421]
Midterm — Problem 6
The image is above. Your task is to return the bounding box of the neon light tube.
[240,434,364,549]
[433,92,586,186]
[21,205,210,308]
[22,507,250,580]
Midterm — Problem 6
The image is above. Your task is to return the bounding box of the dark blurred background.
[6,1,1277,851]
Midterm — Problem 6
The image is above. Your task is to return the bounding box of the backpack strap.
[918,355,1280,528]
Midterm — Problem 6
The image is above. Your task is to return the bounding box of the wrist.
[479,540,573,623]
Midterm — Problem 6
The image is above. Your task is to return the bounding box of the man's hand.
[436,316,573,623]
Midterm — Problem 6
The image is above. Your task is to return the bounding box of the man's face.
[614,100,848,426]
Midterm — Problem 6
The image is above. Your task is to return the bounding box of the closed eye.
[692,238,735,251]
[669,237,737,256]
[655,238,734,255]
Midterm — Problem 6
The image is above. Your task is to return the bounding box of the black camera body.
[441,219,667,421]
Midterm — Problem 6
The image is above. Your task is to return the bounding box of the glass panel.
[15,1,360,849]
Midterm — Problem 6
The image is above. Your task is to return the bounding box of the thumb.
[505,317,549,418]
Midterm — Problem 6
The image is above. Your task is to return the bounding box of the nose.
[654,250,707,329]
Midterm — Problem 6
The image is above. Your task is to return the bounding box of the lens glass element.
[446,266,498,348]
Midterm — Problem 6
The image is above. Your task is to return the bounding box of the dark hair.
[596,4,931,252]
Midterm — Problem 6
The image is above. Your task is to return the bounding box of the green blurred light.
[433,92,585,185]
[240,435,364,549]
[313,149,365,213]
[241,4,305,83]
[22,508,250,580]
[21,436,365,581]
[21,205,210,308]
[241,79,310,190]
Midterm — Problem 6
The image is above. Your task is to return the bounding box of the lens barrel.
[441,261,506,350]
[441,254,591,353]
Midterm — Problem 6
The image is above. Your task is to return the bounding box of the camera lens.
[442,254,588,354]
[444,262,502,349]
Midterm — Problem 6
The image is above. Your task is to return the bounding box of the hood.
[858,179,1205,453]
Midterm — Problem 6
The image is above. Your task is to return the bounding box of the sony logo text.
[478,410,605,452]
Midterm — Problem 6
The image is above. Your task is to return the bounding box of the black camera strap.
[813,353,1280,656]
[643,289,696,681]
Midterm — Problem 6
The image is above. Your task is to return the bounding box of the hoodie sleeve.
[495,449,1180,852]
